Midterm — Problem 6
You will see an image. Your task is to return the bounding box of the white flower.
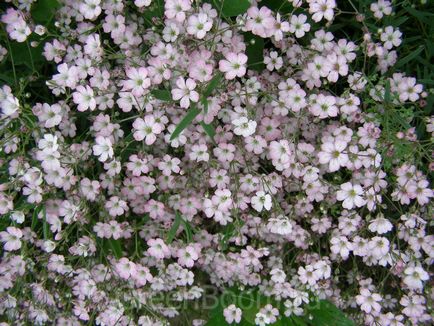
[79,0,102,20]
[92,136,114,162]
[10,211,25,224]
[42,240,56,253]
[223,304,242,324]
[336,182,366,209]
[254,312,269,326]
[356,289,382,314]
[270,268,286,283]
[187,13,212,39]
[0,226,23,251]
[134,0,151,8]
[284,300,303,317]
[38,134,59,153]
[40,103,62,128]
[267,216,292,235]
[122,67,151,97]
[251,191,272,212]
[370,0,392,19]
[105,196,128,217]
[403,266,429,290]
[233,117,257,137]
[330,236,353,260]
[380,26,402,50]
[1,95,20,117]
[368,217,393,234]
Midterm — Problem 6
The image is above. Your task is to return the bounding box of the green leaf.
[143,0,164,25]
[404,7,434,25]
[384,79,391,103]
[200,122,216,139]
[42,206,49,239]
[244,32,265,71]
[167,211,194,243]
[107,239,123,259]
[219,223,236,250]
[151,89,172,101]
[166,211,182,243]
[9,39,44,69]
[261,0,293,14]
[0,73,15,85]
[203,73,223,97]
[31,205,43,231]
[170,105,200,140]
[212,0,251,17]
[304,300,354,326]
[289,316,308,326]
[396,45,424,68]
[31,0,60,25]
[181,218,193,243]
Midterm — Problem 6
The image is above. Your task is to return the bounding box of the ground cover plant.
[0,0,433,325]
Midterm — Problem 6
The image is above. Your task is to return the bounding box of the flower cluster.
[0,0,432,325]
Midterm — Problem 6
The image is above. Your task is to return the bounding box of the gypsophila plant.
[0,0,433,325]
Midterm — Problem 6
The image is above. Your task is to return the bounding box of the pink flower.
[310,94,338,118]
[246,6,275,38]
[115,258,136,279]
[187,13,212,39]
[105,196,128,217]
[177,245,199,268]
[407,180,433,205]
[147,238,170,260]
[122,67,151,97]
[72,85,96,112]
[132,116,163,145]
[219,52,248,80]
[165,0,191,22]
[289,14,310,38]
[171,77,199,109]
[0,226,23,251]
[224,304,242,324]
[309,0,336,22]
[189,144,209,162]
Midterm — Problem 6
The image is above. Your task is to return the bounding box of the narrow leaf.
[200,122,216,139]
[151,89,172,101]
[170,105,200,140]
[211,0,250,17]
[107,239,123,259]
[31,0,60,25]
[304,300,355,326]
[396,46,424,68]
[203,73,223,97]
[42,206,49,239]
[384,79,391,103]
[166,211,182,243]
[181,218,193,243]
